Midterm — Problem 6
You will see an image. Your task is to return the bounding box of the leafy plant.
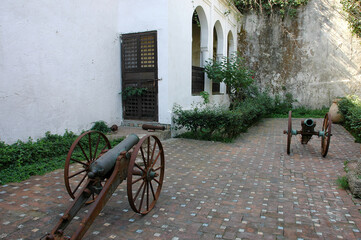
[338,95,361,143]
[173,91,273,142]
[0,131,124,184]
[200,91,210,104]
[269,106,329,118]
[91,121,110,133]
[173,104,245,141]
[272,93,296,115]
[120,86,147,100]
[204,54,254,105]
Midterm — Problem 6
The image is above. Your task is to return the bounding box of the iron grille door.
[121,31,158,121]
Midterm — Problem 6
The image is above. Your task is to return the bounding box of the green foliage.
[120,86,147,100]
[338,95,361,143]
[270,93,296,115]
[91,121,110,133]
[200,91,210,104]
[229,0,308,18]
[270,106,329,118]
[336,175,350,190]
[0,131,124,185]
[0,131,77,184]
[172,92,273,142]
[204,54,254,104]
[173,104,245,141]
[340,0,361,38]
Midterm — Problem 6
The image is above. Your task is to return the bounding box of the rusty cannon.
[42,131,165,240]
[283,111,332,157]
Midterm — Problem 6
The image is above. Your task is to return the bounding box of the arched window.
[212,21,224,94]
[191,7,208,95]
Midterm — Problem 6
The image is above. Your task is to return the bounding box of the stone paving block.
[0,119,361,239]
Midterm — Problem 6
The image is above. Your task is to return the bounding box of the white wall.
[118,0,169,124]
[0,0,121,143]
[167,0,239,121]
[0,0,240,143]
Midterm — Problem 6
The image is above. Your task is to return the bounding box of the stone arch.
[191,6,209,95]
[213,20,224,59]
[212,20,224,94]
[227,30,235,57]
[194,6,208,50]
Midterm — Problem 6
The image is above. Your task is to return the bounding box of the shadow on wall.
[238,0,361,108]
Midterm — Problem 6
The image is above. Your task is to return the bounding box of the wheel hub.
[146,168,157,181]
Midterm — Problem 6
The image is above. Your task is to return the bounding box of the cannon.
[42,130,165,239]
[283,111,332,157]
[142,124,166,131]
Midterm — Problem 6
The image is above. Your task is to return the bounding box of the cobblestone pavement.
[1,118,361,240]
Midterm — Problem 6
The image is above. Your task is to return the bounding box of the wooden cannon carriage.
[42,131,165,239]
[283,111,332,157]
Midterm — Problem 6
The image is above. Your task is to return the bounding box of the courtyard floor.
[1,118,361,239]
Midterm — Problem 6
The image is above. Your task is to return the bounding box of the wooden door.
[121,31,158,121]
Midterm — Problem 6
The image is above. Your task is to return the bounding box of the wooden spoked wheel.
[321,112,332,157]
[287,110,292,155]
[64,131,111,202]
[127,135,165,215]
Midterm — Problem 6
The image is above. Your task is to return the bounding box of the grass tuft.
[336,176,349,190]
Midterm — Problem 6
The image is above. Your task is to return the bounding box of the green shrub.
[91,121,110,133]
[338,95,361,143]
[270,106,329,118]
[272,93,296,115]
[173,104,245,140]
[0,131,123,185]
[204,54,254,104]
[173,92,273,141]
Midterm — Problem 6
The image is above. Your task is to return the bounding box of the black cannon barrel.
[304,118,315,127]
[88,134,139,179]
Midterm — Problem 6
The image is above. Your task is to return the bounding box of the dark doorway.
[121,31,158,121]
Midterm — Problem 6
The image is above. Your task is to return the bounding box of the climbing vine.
[340,0,361,38]
[228,0,308,18]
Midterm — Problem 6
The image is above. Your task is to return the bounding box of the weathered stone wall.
[239,0,361,108]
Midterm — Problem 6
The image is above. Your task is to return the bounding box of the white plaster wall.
[118,0,169,124]
[167,0,239,121]
[0,0,240,143]
[0,0,121,143]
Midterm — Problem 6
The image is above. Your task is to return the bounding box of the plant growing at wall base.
[336,176,350,190]
[0,131,124,184]
[338,95,361,143]
[91,121,110,133]
[172,91,274,142]
[120,86,147,100]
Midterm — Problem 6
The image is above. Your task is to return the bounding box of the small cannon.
[283,111,332,157]
[42,131,165,239]
[142,124,166,131]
